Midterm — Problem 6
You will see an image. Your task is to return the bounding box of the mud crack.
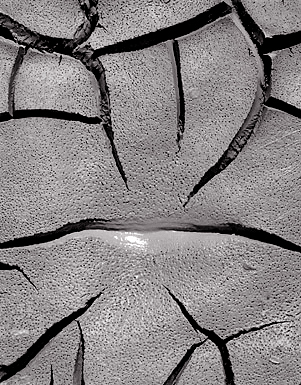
[264,97,301,119]
[262,31,301,54]
[166,39,185,152]
[73,321,85,385]
[0,261,37,290]
[92,3,232,57]
[1,221,300,254]
[183,7,272,206]
[0,109,101,124]
[163,339,208,385]
[164,286,235,385]
[165,287,294,385]
[0,291,103,383]
[0,5,128,188]
[8,46,27,117]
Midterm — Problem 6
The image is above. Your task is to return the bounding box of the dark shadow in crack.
[0,291,103,383]
[8,46,27,117]
[73,321,85,385]
[0,109,101,124]
[0,261,37,290]
[231,0,265,50]
[183,55,272,207]
[164,286,235,385]
[0,13,74,55]
[0,10,128,190]
[49,365,54,385]
[167,39,185,152]
[102,122,129,189]
[1,221,300,254]
[92,2,232,58]
[0,218,110,249]
[163,340,207,385]
[264,97,301,119]
[72,45,129,189]
[164,286,293,384]
[262,31,301,53]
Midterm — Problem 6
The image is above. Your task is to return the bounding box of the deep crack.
[183,54,272,207]
[262,31,301,53]
[92,3,232,57]
[0,218,110,248]
[167,39,185,152]
[183,4,272,207]
[0,221,300,254]
[0,109,101,124]
[0,291,103,383]
[231,0,265,50]
[264,97,301,119]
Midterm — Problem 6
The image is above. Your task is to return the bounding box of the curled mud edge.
[0,220,300,254]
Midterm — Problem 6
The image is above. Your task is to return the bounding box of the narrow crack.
[0,221,300,254]
[92,2,232,58]
[166,40,185,152]
[224,320,290,343]
[0,9,129,189]
[264,97,301,119]
[163,339,208,385]
[183,54,272,207]
[0,109,101,124]
[262,31,301,53]
[164,286,235,385]
[73,321,85,385]
[8,46,27,117]
[0,261,37,290]
[50,365,54,385]
[0,291,103,383]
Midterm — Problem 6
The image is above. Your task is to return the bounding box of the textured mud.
[0,0,300,384]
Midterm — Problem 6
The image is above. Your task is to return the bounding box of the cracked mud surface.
[0,1,300,384]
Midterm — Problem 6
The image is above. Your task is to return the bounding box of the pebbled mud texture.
[0,0,300,384]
